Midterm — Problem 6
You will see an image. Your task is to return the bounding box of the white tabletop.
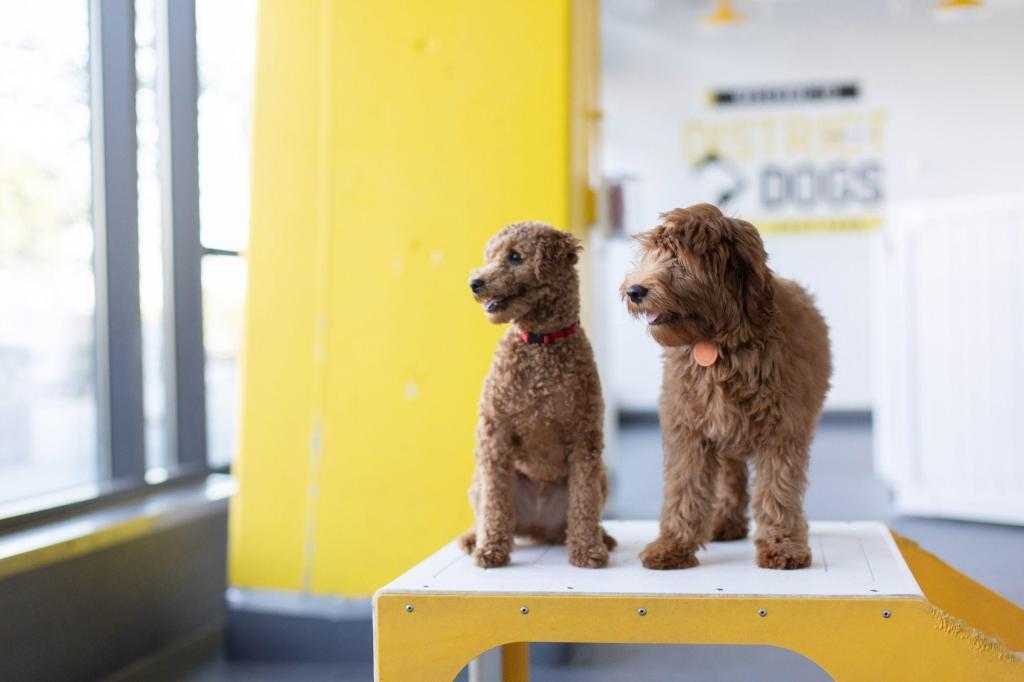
[379,521,923,599]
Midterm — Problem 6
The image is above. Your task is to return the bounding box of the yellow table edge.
[372,530,1024,681]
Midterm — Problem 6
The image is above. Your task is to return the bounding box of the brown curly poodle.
[460,221,615,569]
[621,204,831,571]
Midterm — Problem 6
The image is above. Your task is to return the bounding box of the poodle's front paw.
[711,517,749,542]
[640,537,698,570]
[472,543,511,568]
[756,541,812,570]
[601,527,618,551]
[458,531,476,554]
[569,541,609,569]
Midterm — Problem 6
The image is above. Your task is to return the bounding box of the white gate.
[874,196,1024,524]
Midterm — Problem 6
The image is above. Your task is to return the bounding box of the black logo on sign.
[692,152,746,208]
[713,82,858,108]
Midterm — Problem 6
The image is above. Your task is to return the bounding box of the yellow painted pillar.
[230,1,598,596]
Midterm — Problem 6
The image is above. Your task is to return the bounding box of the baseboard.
[618,410,660,426]
[620,409,872,427]
[819,409,873,425]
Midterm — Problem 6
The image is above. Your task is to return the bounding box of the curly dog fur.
[621,204,831,571]
[462,221,615,569]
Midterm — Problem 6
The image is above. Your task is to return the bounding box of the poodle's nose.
[627,284,648,303]
[469,278,485,294]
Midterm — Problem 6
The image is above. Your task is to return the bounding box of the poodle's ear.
[727,219,773,326]
[540,229,582,269]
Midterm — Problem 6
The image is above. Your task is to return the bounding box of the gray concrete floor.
[191,415,1024,681]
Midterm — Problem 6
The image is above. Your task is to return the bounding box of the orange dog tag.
[693,341,718,367]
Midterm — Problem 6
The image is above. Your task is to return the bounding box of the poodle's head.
[620,204,773,347]
[469,221,582,327]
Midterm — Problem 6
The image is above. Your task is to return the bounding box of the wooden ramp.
[374,521,1024,680]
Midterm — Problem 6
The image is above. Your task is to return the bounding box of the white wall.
[599,0,1024,412]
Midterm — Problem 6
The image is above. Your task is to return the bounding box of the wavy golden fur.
[460,221,615,568]
[621,204,831,570]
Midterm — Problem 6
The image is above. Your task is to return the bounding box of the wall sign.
[684,82,886,233]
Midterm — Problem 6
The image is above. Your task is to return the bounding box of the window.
[0,1,98,504]
[196,0,257,468]
[0,0,256,518]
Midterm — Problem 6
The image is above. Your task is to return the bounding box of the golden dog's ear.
[727,219,773,326]
[646,204,727,258]
[636,225,666,250]
[636,224,683,260]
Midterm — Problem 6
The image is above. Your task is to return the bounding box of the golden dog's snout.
[626,284,648,303]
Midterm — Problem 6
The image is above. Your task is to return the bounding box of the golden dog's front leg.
[566,434,609,568]
[752,435,812,569]
[473,416,516,568]
[642,432,720,570]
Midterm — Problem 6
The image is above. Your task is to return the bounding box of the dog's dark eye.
[508,250,522,264]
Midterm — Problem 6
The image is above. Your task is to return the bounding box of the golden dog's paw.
[640,538,698,570]
[472,544,511,568]
[756,541,812,570]
[601,528,618,551]
[569,542,609,569]
[711,517,749,542]
[458,531,476,554]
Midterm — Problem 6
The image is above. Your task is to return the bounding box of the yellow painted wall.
[231,0,597,596]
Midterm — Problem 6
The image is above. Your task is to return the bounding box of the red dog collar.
[519,321,579,345]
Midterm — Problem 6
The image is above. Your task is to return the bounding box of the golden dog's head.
[469,221,581,327]
[620,204,773,347]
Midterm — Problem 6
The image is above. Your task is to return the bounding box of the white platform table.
[383,520,922,599]
[373,520,1024,681]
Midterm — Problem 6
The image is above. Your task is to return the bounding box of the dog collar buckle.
[519,321,580,345]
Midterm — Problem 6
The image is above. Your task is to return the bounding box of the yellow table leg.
[501,642,529,681]
[893,531,1024,651]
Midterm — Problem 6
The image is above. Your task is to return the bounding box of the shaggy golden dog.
[460,221,615,569]
[621,204,831,570]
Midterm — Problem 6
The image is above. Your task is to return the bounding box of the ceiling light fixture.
[701,0,746,31]
[934,0,986,22]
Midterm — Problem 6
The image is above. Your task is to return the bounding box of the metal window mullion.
[91,0,146,481]
[157,0,207,470]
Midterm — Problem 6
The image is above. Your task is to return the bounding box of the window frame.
[157,0,208,474]
[0,0,222,526]
[93,0,146,482]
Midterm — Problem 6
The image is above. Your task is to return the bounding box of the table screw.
[637,607,647,616]
[882,610,891,619]
[758,609,767,617]
[520,606,529,615]
[405,604,414,613]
